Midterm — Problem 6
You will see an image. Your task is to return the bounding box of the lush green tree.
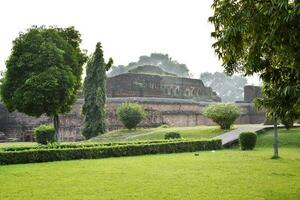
[203,103,240,129]
[117,102,146,130]
[82,43,113,139]
[200,72,248,102]
[209,0,300,158]
[108,53,190,77]
[0,26,87,142]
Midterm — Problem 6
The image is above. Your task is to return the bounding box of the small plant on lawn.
[164,132,181,140]
[117,102,146,130]
[239,132,257,150]
[160,124,170,128]
[203,103,240,129]
[34,124,56,145]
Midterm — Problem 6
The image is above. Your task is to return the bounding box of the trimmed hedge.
[0,140,183,152]
[164,132,181,140]
[239,132,257,150]
[34,124,56,145]
[0,139,221,165]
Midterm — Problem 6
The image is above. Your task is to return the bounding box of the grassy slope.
[90,126,226,142]
[0,128,299,200]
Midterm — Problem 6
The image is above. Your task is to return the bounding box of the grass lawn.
[90,125,227,142]
[0,127,299,199]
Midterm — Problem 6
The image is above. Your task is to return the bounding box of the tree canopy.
[108,53,190,77]
[209,0,300,157]
[0,26,87,140]
[82,43,112,139]
[200,72,248,102]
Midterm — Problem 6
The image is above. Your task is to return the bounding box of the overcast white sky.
[0,0,259,84]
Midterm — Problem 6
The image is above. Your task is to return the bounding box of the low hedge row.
[0,139,221,165]
[1,140,184,152]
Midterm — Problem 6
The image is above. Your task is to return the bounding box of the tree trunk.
[54,114,60,142]
[273,116,279,158]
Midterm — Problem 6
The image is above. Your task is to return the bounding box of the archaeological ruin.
[0,69,265,142]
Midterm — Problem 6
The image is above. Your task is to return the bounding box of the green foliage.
[159,124,170,128]
[0,139,222,165]
[108,53,190,77]
[280,118,294,130]
[203,103,240,129]
[0,26,87,140]
[210,0,300,125]
[239,132,257,150]
[34,124,56,145]
[82,43,112,139]
[116,102,146,130]
[200,72,247,102]
[164,132,181,140]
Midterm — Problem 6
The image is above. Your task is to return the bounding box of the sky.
[0,0,259,84]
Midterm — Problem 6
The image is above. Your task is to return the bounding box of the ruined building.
[0,66,265,142]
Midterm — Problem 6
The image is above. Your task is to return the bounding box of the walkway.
[213,125,271,146]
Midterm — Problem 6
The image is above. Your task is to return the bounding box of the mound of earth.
[128,65,177,77]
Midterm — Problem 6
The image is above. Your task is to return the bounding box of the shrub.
[34,124,56,145]
[281,118,294,130]
[164,132,181,140]
[239,132,257,150]
[159,124,170,128]
[203,103,240,129]
[117,102,146,129]
[0,139,222,165]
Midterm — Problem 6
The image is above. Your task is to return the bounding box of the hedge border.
[0,139,221,165]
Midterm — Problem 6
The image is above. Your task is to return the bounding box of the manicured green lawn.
[90,125,227,142]
[0,128,299,199]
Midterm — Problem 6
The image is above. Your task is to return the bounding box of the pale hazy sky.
[0,0,259,84]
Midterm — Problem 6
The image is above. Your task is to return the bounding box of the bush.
[34,124,56,145]
[203,103,240,129]
[281,117,294,130]
[159,124,170,128]
[164,132,181,140]
[0,139,222,165]
[239,132,257,150]
[117,102,146,129]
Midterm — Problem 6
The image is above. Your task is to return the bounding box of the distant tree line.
[108,53,190,78]
[200,72,248,102]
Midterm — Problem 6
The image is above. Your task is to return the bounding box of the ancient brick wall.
[107,73,221,101]
[0,97,266,141]
[244,85,261,102]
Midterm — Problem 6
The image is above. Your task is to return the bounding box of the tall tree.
[209,0,300,158]
[200,72,248,102]
[0,26,87,141]
[82,43,113,139]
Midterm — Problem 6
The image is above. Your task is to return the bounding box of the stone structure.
[107,73,221,102]
[0,75,265,142]
[244,85,261,102]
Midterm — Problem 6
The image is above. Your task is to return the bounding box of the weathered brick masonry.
[0,72,264,141]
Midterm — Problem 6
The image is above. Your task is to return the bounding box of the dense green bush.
[239,132,257,150]
[164,132,181,140]
[203,103,240,129]
[117,102,146,129]
[281,118,294,130]
[0,140,180,152]
[159,124,170,128]
[0,139,222,165]
[34,124,56,145]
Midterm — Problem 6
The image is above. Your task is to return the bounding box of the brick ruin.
[107,73,221,102]
[0,71,265,142]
